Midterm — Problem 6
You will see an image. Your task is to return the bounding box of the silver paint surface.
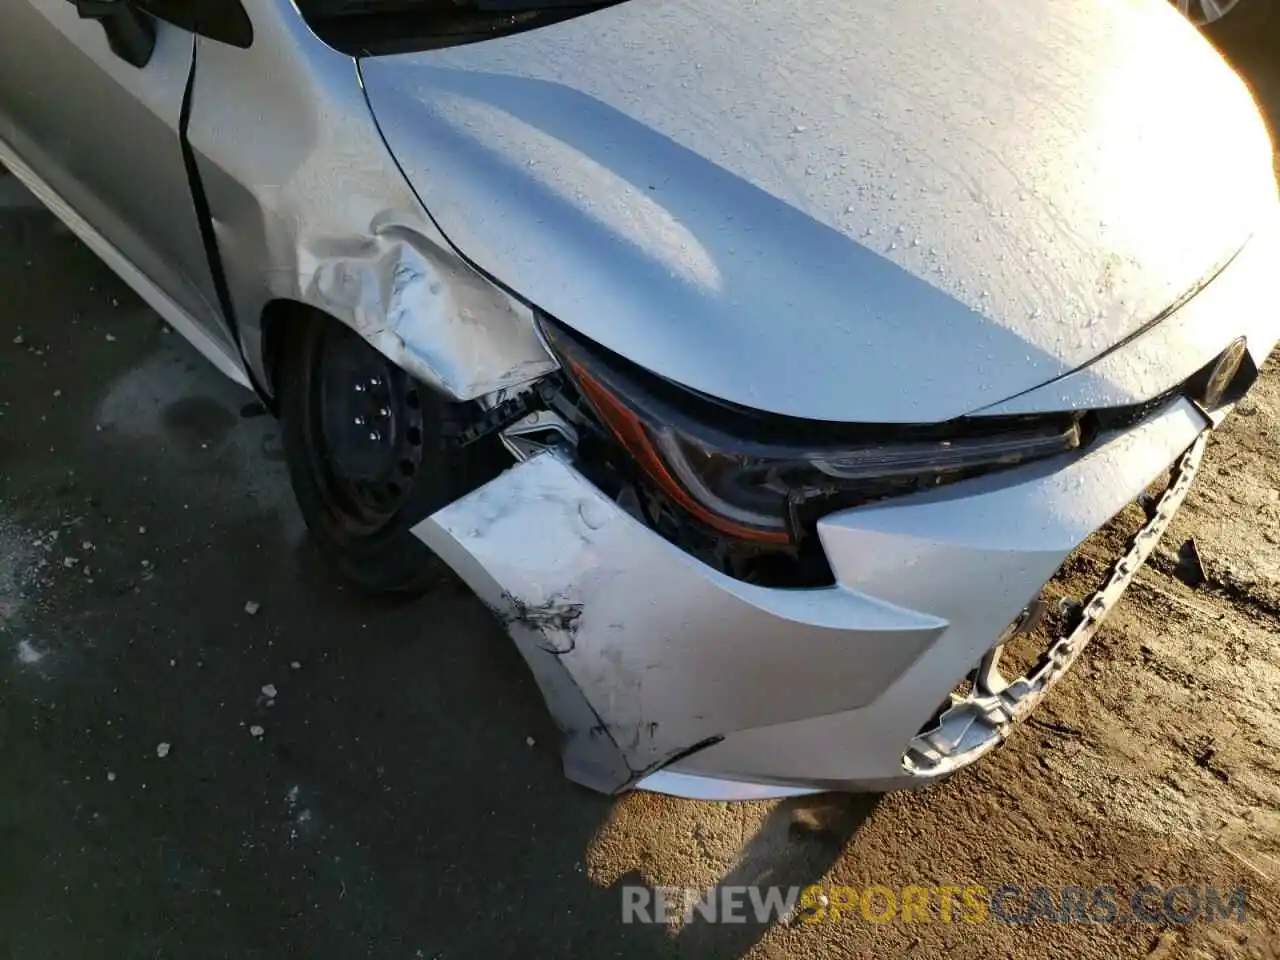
[362,0,1276,421]
[185,4,556,399]
[978,213,1280,414]
[0,140,251,387]
[6,0,1280,799]
[416,399,1211,793]
[0,3,232,351]
[414,452,946,791]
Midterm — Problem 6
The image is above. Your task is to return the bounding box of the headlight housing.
[540,319,1084,545]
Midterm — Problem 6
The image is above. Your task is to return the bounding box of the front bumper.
[412,390,1221,798]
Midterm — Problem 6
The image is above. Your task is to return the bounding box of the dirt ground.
[3,26,1280,960]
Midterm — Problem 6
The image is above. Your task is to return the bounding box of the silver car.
[2,0,1277,800]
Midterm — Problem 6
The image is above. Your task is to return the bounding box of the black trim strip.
[981,239,1249,412]
[177,39,270,401]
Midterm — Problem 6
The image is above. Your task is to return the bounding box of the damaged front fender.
[293,215,557,398]
[184,17,556,402]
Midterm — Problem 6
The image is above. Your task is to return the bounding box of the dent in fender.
[290,214,558,399]
[185,25,557,402]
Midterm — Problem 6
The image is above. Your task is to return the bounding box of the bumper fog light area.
[903,435,1206,780]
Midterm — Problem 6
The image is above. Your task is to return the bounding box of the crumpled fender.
[184,14,556,401]
[290,213,556,398]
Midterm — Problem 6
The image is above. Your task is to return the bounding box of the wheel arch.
[255,298,315,410]
[184,21,558,417]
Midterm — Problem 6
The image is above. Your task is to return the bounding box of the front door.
[0,0,236,357]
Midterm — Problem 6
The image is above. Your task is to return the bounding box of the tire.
[1202,0,1276,43]
[278,312,504,596]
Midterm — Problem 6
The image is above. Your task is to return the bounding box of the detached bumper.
[413,392,1214,798]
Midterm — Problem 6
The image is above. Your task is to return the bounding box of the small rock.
[1146,930,1179,960]
[52,389,61,398]
[244,601,260,616]
[17,640,45,664]
[12,334,24,345]
[1174,538,1206,588]
[105,333,117,342]
[156,742,171,759]
[138,526,147,535]
[249,725,265,738]
[525,736,536,747]
[63,556,79,568]
[107,772,116,782]
[290,661,301,670]
[261,683,278,699]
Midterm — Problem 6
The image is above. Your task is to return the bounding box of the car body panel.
[4,0,1280,801]
[0,0,558,405]
[979,213,1280,415]
[415,395,1210,794]
[0,1,233,355]
[413,452,948,789]
[0,137,251,388]
[361,0,1275,423]
[680,400,1210,792]
[185,6,557,401]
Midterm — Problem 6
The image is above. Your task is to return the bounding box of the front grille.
[1091,389,1183,435]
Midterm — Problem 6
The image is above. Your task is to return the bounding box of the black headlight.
[540,319,1084,545]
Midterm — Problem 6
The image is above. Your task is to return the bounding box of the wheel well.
[259,299,320,412]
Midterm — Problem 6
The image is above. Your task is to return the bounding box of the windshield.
[298,0,621,55]
[303,0,603,12]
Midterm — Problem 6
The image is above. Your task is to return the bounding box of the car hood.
[360,0,1276,422]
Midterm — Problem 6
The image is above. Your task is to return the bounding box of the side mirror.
[74,0,156,68]
[134,0,254,48]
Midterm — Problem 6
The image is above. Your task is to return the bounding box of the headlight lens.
[542,320,1083,545]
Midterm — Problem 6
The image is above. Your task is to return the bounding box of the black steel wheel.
[278,313,502,595]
